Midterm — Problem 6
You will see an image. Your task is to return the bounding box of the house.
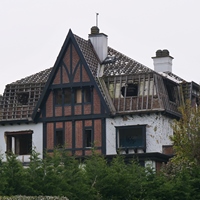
[0,26,199,170]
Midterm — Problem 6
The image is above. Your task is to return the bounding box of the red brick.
[46,92,53,117]
[53,68,61,85]
[64,106,72,116]
[65,121,72,148]
[84,104,91,114]
[94,119,102,146]
[75,121,83,148]
[84,120,92,127]
[56,122,63,129]
[73,65,80,82]
[82,66,90,82]
[63,46,70,68]
[55,106,62,117]
[75,150,82,156]
[74,105,82,115]
[62,65,69,83]
[93,89,101,114]
[72,44,80,73]
[47,123,54,149]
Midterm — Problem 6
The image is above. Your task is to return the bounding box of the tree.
[170,100,200,166]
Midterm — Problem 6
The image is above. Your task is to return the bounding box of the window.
[64,88,72,104]
[117,125,146,149]
[55,130,64,148]
[5,131,33,155]
[121,83,138,97]
[55,88,72,105]
[164,80,176,102]
[84,129,92,147]
[17,92,29,105]
[55,89,62,105]
[84,87,91,102]
[75,87,92,103]
[75,88,82,103]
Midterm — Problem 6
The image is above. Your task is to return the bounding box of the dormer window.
[121,83,138,97]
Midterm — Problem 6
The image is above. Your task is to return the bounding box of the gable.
[52,43,90,85]
[33,30,110,121]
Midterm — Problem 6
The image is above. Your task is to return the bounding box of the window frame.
[84,128,93,148]
[116,125,146,151]
[121,83,138,97]
[55,89,63,105]
[55,129,64,148]
[64,88,72,105]
[5,130,33,155]
[74,87,92,104]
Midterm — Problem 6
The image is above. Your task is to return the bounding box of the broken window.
[121,83,138,97]
[85,129,92,147]
[17,92,29,105]
[117,125,146,149]
[75,87,92,103]
[55,130,64,148]
[164,80,176,102]
[5,130,33,155]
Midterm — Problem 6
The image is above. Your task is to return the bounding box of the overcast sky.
[0,0,200,94]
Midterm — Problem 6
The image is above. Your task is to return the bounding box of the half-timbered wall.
[41,40,107,156]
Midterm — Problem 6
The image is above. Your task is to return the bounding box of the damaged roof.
[0,29,187,122]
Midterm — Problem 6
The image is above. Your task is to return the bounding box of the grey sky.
[0,0,200,94]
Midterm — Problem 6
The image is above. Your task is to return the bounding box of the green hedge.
[0,196,68,200]
[1,149,200,199]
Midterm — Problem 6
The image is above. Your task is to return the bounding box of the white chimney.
[89,26,108,63]
[152,50,173,73]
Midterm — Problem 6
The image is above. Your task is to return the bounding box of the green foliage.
[2,148,200,199]
[171,100,200,166]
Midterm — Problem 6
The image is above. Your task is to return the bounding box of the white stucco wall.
[0,123,43,162]
[106,113,173,155]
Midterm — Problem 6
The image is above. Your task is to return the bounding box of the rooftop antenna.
[96,13,99,27]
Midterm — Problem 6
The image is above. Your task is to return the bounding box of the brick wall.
[75,120,83,148]
[93,89,101,114]
[47,123,54,149]
[46,93,53,117]
[65,121,72,148]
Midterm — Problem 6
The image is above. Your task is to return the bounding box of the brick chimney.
[152,50,174,73]
[89,26,108,63]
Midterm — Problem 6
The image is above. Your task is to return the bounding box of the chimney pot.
[156,50,162,57]
[162,49,169,57]
[91,26,99,35]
